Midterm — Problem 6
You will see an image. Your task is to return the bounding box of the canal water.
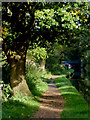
[64,59,89,103]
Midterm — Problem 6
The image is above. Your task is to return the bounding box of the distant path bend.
[31,75,66,119]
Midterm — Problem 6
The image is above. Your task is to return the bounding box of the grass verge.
[2,94,40,119]
[54,75,88,118]
[2,79,48,119]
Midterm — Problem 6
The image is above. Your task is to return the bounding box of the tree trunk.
[2,2,36,97]
[10,58,32,96]
[40,59,46,70]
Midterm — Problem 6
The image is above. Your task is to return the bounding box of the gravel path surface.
[30,75,66,119]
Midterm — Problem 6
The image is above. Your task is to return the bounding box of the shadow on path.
[30,75,66,119]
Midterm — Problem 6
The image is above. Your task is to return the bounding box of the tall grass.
[26,64,49,96]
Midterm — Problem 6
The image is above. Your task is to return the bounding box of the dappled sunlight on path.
[30,75,66,119]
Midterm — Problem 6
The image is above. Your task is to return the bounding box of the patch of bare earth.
[30,75,66,119]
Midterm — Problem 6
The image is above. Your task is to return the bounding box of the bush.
[46,55,60,73]
[26,64,48,96]
[47,62,66,75]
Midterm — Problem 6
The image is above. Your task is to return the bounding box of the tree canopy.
[2,2,89,95]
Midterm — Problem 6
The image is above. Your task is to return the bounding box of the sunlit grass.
[2,94,39,119]
[2,82,48,119]
[54,75,88,118]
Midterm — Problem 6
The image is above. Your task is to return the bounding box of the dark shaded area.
[2,63,10,84]
[66,60,89,103]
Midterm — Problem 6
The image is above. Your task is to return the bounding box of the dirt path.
[30,75,66,119]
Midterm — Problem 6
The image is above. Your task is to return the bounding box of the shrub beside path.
[30,75,66,119]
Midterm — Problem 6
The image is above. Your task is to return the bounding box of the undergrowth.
[26,64,49,96]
